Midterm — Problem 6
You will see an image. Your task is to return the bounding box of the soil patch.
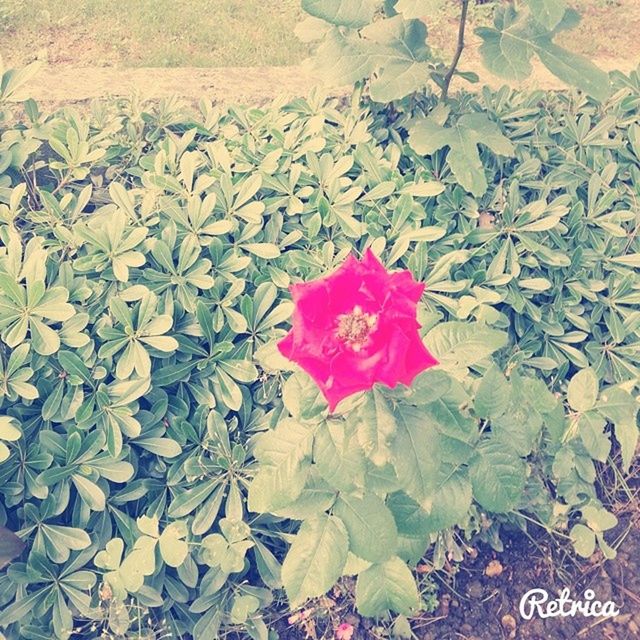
[416,521,640,640]
[6,55,639,110]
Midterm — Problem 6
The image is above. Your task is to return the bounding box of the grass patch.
[0,0,308,67]
[0,0,635,68]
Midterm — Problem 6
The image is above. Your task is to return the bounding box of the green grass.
[0,0,631,68]
[0,0,309,67]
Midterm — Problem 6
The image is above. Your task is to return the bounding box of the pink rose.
[278,249,438,411]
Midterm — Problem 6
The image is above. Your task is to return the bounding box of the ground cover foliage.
[0,56,637,638]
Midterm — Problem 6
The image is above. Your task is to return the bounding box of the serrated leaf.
[281,514,349,607]
[577,412,610,462]
[598,387,639,472]
[468,439,525,512]
[355,556,419,616]
[248,419,313,513]
[424,322,508,370]
[567,368,599,412]
[391,404,439,509]
[334,492,398,562]
[356,387,397,466]
[388,468,472,537]
[272,470,336,520]
[314,420,365,490]
[475,365,511,420]
[282,372,328,422]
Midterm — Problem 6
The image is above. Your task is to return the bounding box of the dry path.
[9,58,640,107]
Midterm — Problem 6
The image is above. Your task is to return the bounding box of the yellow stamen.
[336,306,378,351]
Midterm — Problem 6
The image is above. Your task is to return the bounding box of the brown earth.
[416,520,640,640]
[5,54,638,111]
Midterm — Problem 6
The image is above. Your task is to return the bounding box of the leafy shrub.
[298,0,611,101]
[0,61,637,638]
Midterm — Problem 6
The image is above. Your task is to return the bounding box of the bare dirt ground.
[6,55,638,109]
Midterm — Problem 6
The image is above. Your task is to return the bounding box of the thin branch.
[441,0,470,101]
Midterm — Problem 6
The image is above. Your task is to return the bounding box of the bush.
[0,68,637,638]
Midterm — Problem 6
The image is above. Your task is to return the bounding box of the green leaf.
[582,505,618,532]
[474,365,511,420]
[363,17,432,102]
[333,492,398,562]
[409,113,515,197]
[475,6,610,101]
[302,0,379,28]
[570,523,596,558]
[424,322,508,370]
[309,16,432,102]
[168,481,221,519]
[72,474,106,511]
[94,538,124,571]
[525,0,567,30]
[282,372,328,422]
[248,418,313,512]
[159,521,189,567]
[272,470,336,520]
[428,469,473,530]
[424,395,476,443]
[355,556,420,616]
[134,437,182,458]
[242,243,281,259]
[577,412,610,462]
[389,468,472,537]
[58,350,94,386]
[356,388,397,466]
[391,404,439,509]
[314,420,365,491]
[598,387,640,472]
[567,368,599,412]
[253,418,314,467]
[281,514,349,607]
[248,462,310,514]
[311,28,377,85]
[468,439,525,512]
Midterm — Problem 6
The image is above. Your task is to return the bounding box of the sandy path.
[8,58,639,107]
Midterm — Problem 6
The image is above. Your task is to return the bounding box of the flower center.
[335,305,378,352]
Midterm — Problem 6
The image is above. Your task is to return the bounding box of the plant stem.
[441,0,470,101]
